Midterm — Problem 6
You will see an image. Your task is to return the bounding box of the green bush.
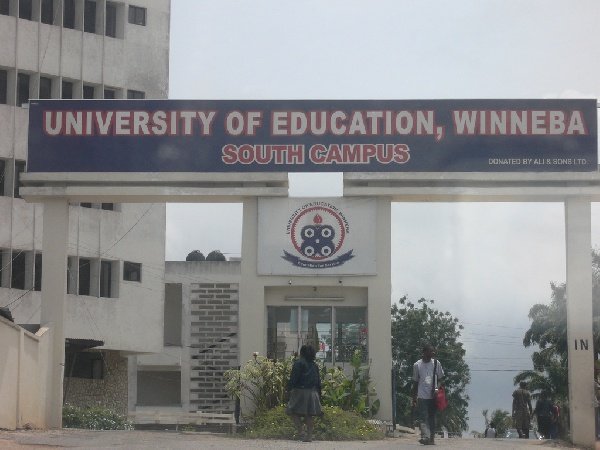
[321,349,380,418]
[224,356,293,413]
[62,404,132,430]
[244,405,385,441]
[225,350,380,418]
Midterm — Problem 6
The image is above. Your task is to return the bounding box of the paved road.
[0,430,587,450]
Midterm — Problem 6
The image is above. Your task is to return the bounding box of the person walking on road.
[533,390,555,439]
[512,381,533,438]
[412,344,444,446]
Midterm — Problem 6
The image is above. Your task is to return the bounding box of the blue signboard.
[28,99,597,172]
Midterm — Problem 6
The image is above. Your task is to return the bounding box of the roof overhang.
[343,171,600,202]
[19,172,289,203]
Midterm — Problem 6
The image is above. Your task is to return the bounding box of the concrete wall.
[63,350,129,415]
[0,316,52,430]
[131,261,241,415]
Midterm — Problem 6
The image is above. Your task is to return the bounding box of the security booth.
[21,98,599,447]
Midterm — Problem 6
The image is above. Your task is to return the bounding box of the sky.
[166,0,600,434]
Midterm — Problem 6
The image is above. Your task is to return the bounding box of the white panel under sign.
[258,197,377,275]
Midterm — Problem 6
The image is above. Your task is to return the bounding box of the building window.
[103,88,116,99]
[17,73,29,107]
[0,69,7,104]
[100,260,112,297]
[137,371,181,406]
[84,0,96,33]
[123,261,141,282]
[0,0,9,16]
[0,159,5,196]
[34,253,42,291]
[19,0,32,20]
[164,283,182,346]
[39,76,52,99]
[267,306,367,364]
[127,89,144,99]
[128,5,145,26]
[63,0,75,29]
[11,251,26,290]
[65,352,104,379]
[101,203,114,210]
[83,84,95,99]
[41,0,54,24]
[105,2,117,37]
[62,80,73,99]
[14,160,25,199]
[78,258,91,296]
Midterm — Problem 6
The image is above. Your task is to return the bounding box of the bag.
[435,386,448,412]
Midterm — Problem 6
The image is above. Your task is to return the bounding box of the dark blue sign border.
[28,99,597,173]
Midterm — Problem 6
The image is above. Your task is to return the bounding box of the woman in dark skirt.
[286,344,322,442]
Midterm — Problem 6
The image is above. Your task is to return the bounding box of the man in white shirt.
[412,344,444,445]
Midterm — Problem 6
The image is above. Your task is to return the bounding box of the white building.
[130,257,241,417]
[0,0,170,416]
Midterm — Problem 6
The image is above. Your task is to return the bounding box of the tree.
[515,248,600,438]
[391,297,471,433]
[482,408,512,436]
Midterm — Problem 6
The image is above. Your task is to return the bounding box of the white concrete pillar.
[369,197,392,420]
[239,197,264,412]
[564,197,595,447]
[40,199,69,429]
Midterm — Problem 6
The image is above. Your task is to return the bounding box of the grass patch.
[243,405,385,441]
[62,404,132,430]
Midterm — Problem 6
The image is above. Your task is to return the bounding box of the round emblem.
[290,206,345,261]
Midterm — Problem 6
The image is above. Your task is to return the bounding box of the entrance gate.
[22,98,600,446]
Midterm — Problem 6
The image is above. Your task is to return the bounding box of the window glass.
[0,69,7,104]
[63,0,75,29]
[11,251,26,289]
[19,0,32,20]
[100,260,112,297]
[39,77,52,99]
[13,160,25,199]
[0,0,9,16]
[0,159,5,196]
[65,352,104,379]
[101,202,114,210]
[84,0,96,33]
[41,0,54,24]
[105,2,117,37]
[127,89,144,99]
[61,80,73,99]
[301,306,332,363]
[334,308,367,362]
[128,5,145,26]
[34,253,42,291]
[123,261,141,282]
[267,306,299,360]
[83,85,94,99]
[17,73,29,107]
[103,88,116,99]
[78,258,91,295]
[137,371,181,406]
[267,306,366,364]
